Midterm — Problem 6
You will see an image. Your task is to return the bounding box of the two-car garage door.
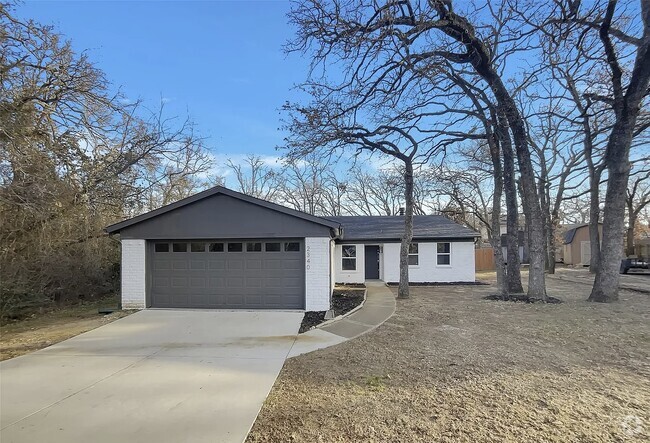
[149,239,304,309]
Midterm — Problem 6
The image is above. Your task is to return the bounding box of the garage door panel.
[246,259,262,270]
[190,260,206,270]
[284,277,302,288]
[171,277,188,287]
[209,260,225,270]
[150,239,305,309]
[190,277,206,288]
[227,260,244,270]
[283,259,302,270]
[153,276,170,287]
[153,259,171,271]
[246,277,262,288]
[209,277,225,288]
[171,260,188,270]
[265,260,285,270]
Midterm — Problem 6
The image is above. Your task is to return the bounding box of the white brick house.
[106,187,478,312]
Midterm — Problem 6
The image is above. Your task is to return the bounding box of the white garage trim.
[305,237,331,311]
[121,239,146,309]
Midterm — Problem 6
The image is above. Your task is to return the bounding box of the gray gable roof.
[329,215,479,241]
[105,186,341,234]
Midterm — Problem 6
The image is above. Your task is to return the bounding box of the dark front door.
[364,245,380,279]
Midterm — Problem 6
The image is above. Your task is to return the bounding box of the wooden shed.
[562,223,603,266]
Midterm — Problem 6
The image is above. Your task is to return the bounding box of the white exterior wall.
[381,241,476,283]
[121,239,146,309]
[333,243,366,284]
[330,240,336,294]
[305,237,331,311]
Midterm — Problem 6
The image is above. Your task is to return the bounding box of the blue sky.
[16,0,308,162]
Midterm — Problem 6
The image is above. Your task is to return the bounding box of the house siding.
[119,193,333,240]
[334,243,366,284]
[121,239,146,309]
[335,241,475,284]
[305,237,331,311]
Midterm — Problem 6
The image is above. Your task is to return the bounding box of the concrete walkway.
[0,310,303,443]
[288,281,396,357]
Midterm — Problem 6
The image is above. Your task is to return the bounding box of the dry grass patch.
[248,278,649,442]
[1,297,132,361]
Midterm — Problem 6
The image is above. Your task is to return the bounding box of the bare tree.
[542,0,650,302]
[346,168,405,216]
[0,5,217,316]
[225,155,280,201]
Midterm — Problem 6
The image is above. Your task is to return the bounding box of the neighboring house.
[477,214,528,263]
[500,230,527,264]
[562,223,603,266]
[106,186,478,311]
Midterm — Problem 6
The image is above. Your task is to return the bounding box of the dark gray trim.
[106,186,341,234]
[145,241,153,308]
[329,215,479,241]
[334,237,478,243]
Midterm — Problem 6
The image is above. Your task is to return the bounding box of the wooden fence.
[475,247,496,271]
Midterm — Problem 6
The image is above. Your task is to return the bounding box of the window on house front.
[342,245,357,270]
[284,242,300,252]
[246,242,262,252]
[265,242,281,252]
[437,242,451,265]
[408,243,419,266]
[155,243,169,253]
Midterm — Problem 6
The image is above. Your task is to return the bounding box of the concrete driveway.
[0,309,303,443]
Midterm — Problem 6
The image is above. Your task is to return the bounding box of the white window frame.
[408,243,419,266]
[436,242,452,266]
[341,245,357,271]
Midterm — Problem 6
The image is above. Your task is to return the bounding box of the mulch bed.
[483,293,563,303]
[298,288,365,333]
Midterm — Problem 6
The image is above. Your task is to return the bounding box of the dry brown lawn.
[0,298,132,361]
[248,275,650,443]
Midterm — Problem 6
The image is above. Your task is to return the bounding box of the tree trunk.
[589,168,601,274]
[589,125,632,302]
[499,101,547,301]
[589,3,650,302]
[547,219,557,274]
[626,203,636,256]
[498,113,524,294]
[398,159,414,299]
[432,3,546,300]
[626,221,635,257]
[487,136,507,296]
